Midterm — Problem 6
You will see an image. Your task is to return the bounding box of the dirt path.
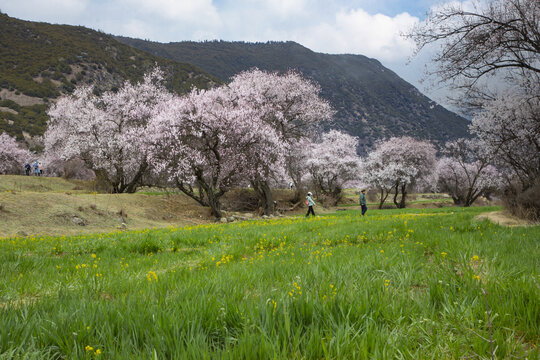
[476,211,536,227]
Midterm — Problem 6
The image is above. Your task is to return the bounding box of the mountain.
[0,13,219,144]
[116,38,470,151]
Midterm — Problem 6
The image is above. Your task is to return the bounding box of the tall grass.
[0,206,538,359]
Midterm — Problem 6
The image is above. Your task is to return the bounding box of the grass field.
[1,206,538,359]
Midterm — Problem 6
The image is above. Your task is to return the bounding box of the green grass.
[1,207,539,359]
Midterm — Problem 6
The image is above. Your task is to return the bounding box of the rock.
[16,230,28,237]
[220,217,228,223]
[116,222,127,230]
[228,217,236,223]
[243,213,253,218]
[262,215,269,219]
[72,216,86,226]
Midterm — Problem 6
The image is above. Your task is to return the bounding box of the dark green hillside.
[0,13,219,142]
[116,38,470,151]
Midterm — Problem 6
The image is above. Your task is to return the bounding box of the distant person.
[33,161,40,176]
[38,162,43,176]
[306,191,316,217]
[289,181,294,189]
[24,162,31,176]
[360,189,368,216]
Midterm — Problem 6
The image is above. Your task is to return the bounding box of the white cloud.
[296,8,419,62]
[262,0,308,19]
[0,0,88,21]
[120,0,220,26]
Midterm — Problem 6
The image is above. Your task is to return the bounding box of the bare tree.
[407,0,540,105]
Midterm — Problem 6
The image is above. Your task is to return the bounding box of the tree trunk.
[205,189,223,219]
[252,178,274,216]
[393,184,400,208]
[175,177,225,219]
[393,183,408,209]
[378,188,389,209]
[399,183,407,208]
[124,163,148,194]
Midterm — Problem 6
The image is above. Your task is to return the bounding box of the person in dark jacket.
[24,162,31,176]
[306,192,316,217]
[360,189,368,216]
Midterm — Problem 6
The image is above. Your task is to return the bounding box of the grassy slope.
[0,206,539,358]
[0,175,209,237]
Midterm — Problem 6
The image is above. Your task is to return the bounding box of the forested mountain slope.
[0,13,218,144]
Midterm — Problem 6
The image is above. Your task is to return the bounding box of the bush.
[503,179,540,222]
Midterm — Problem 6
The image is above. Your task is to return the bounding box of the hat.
[307,191,312,196]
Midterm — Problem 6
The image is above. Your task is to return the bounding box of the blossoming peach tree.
[228,69,334,215]
[148,85,281,219]
[0,132,31,175]
[435,139,502,206]
[306,130,361,204]
[362,136,436,208]
[45,69,172,193]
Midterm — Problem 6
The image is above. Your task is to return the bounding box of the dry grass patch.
[476,211,537,227]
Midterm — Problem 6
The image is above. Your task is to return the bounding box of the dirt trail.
[476,211,536,227]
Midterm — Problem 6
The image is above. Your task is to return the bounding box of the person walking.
[360,189,368,216]
[24,162,31,176]
[306,191,316,217]
[33,161,40,176]
[38,162,43,176]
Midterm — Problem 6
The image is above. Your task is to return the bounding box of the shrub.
[503,179,540,222]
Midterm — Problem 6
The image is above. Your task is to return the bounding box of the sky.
[0,0,466,107]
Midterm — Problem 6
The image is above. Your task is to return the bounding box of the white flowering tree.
[0,132,31,175]
[45,69,172,193]
[362,137,437,208]
[435,139,502,206]
[228,69,334,215]
[469,83,540,218]
[306,130,361,204]
[149,85,282,219]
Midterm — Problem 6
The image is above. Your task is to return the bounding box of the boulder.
[72,216,86,226]
[116,222,127,230]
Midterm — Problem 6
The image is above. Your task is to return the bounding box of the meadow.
[0,206,539,359]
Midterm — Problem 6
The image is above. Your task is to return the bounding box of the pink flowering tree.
[0,132,31,175]
[228,69,334,215]
[149,86,282,219]
[284,138,314,203]
[306,130,361,204]
[436,158,501,206]
[362,137,437,208]
[45,69,172,193]
[435,139,502,206]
